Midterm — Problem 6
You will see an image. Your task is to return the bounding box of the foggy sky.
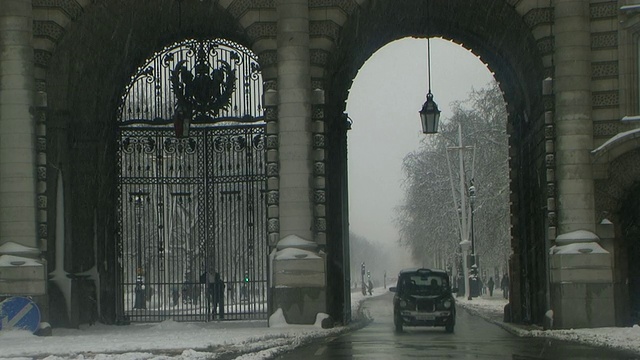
[345,37,495,267]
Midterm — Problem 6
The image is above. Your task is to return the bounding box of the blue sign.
[0,297,41,333]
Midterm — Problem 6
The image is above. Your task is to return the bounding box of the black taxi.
[389,268,457,333]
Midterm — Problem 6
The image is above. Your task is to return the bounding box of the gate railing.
[116,126,267,322]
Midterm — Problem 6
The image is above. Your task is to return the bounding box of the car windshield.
[398,273,449,296]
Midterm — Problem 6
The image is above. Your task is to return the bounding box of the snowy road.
[274,292,639,360]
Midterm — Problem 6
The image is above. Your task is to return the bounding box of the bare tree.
[396,81,510,277]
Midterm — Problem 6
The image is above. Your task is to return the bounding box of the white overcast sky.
[346,37,495,252]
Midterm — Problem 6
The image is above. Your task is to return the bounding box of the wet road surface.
[275,292,639,360]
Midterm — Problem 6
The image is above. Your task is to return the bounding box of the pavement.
[456,289,640,357]
[2,288,640,359]
[454,290,541,335]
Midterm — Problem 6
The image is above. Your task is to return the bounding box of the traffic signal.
[244,273,249,282]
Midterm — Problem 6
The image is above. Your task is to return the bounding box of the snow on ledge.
[550,242,608,255]
[0,254,44,267]
[555,229,599,245]
[621,5,640,12]
[592,128,640,156]
[0,241,40,256]
[276,234,317,251]
[268,308,331,328]
[274,247,321,260]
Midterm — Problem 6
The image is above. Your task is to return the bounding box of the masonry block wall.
[2,0,638,328]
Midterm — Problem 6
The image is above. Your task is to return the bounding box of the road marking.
[314,346,327,356]
[6,303,33,328]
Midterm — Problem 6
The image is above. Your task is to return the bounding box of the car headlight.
[442,300,452,309]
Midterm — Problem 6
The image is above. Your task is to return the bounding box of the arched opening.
[344,37,500,290]
[323,0,547,325]
[618,183,640,325]
[115,38,267,322]
[40,0,553,327]
[43,1,258,326]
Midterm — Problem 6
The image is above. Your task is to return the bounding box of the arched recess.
[44,1,258,325]
[594,146,640,326]
[115,38,267,323]
[323,0,548,325]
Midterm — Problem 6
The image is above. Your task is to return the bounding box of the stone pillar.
[553,0,595,234]
[270,0,327,325]
[548,0,611,329]
[276,0,313,239]
[549,230,615,328]
[0,0,45,296]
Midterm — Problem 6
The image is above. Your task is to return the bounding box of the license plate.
[416,314,435,321]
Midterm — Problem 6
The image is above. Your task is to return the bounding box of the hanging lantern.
[419,91,440,134]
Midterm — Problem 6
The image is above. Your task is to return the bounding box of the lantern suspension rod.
[427,37,432,94]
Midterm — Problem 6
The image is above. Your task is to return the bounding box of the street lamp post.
[469,182,476,269]
[361,262,366,296]
[384,271,387,289]
[460,239,471,300]
[469,183,477,299]
[445,124,475,300]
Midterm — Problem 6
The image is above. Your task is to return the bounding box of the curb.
[457,302,640,358]
[457,302,535,337]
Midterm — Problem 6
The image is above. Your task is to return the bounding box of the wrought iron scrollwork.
[170,42,237,137]
[211,133,265,153]
[252,134,265,150]
[212,135,242,153]
[163,137,197,155]
[118,38,264,128]
[170,57,236,116]
[121,136,157,154]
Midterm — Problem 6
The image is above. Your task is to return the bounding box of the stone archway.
[595,148,640,325]
[618,183,640,326]
[43,2,256,325]
[22,0,591,327]
[322,0,549,325]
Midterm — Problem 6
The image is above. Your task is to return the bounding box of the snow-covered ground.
[456,289,640,356]
[0,288,381,360]
[2,287,640,359]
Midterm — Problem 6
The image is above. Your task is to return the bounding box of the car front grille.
[416,299,435,312]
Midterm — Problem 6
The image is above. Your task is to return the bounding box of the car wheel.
[394,314,403,332]
[445,323,454,333]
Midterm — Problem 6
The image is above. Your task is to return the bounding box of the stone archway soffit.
[327,0,542,117]
[34,1,252,69]
[592,128,640,165]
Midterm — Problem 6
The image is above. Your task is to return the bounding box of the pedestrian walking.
[487,277,495,297]
[367,279,373,295]
[501,274,509,299]
[200,270,226,319]
[210,272,225,319]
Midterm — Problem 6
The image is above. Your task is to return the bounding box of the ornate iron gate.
[115,39,267,322]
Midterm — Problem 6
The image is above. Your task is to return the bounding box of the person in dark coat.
[487,277,495,297]
[210,272,225,319]
[501,274,510,299]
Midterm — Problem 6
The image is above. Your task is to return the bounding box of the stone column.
[549,230,615,328]
[553,0,595,234]
[276,0,313,239]
[0,0,45,296]
[550,1,614,328]
[0,0,38,248]
[270,0,327,325]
